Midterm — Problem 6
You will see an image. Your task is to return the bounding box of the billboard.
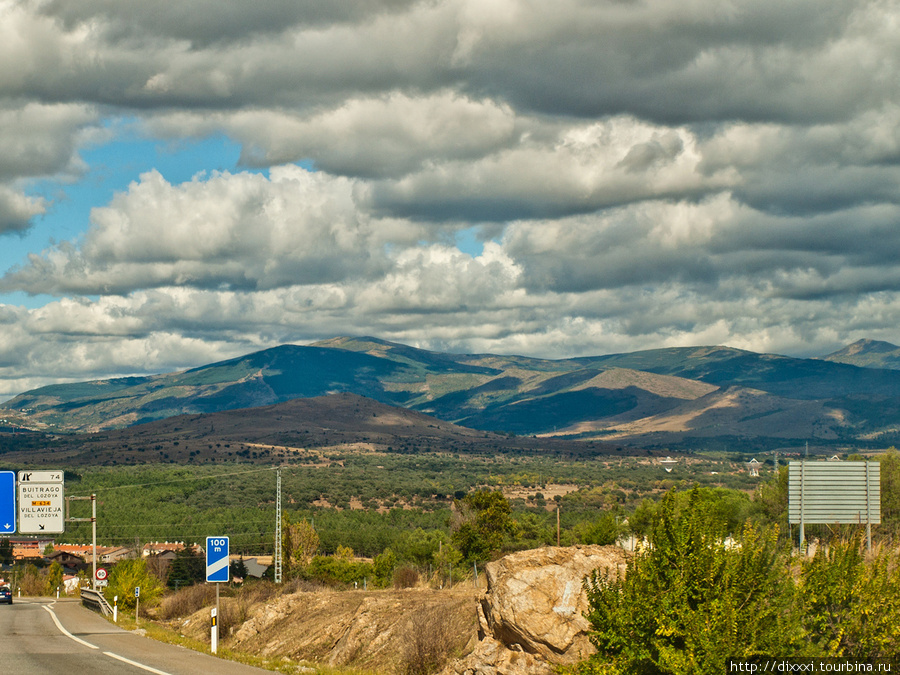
[788,460,880,526]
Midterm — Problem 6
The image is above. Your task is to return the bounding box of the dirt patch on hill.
[177,587,479,674]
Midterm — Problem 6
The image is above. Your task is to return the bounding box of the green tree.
[45,562,64,596]
[0,538,12,566]
[393,528,452,568]
[230,556,248,581]
[105,558,164,609]
[582,489,805,674]
[579,511,621,546]
[167,548,205,588]
[451,490,515,563]
[283,514,319,577]
[627,499,657,538]
[373,548,397,588]
[304,555,372,586]
[752,465,789,534]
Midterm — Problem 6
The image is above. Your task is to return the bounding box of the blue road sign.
[0,471,15,534]
[206,536,229,583]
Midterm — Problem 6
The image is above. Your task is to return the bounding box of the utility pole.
[274,467,282,584]
[556,504,560,547]
[66,494,96,589]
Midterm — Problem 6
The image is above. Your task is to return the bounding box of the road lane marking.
[103,651,173,675]
[43,601,174,674]
[42,605,98,650]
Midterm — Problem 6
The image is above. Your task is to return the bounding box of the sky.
[2,0,900,399]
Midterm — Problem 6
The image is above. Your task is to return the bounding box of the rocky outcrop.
[442,545,627,675]
[442,637,552,675]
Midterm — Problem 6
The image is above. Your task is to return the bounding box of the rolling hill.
[0,393,627,467]
[6,336,900,449]
[820,339,900,370]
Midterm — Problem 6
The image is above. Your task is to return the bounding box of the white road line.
[42,601,175,675]
[103,651,174,675]
[42,605,98,650]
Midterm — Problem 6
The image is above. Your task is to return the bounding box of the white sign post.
[206,536,229,655]
[211,607,218,654]
[17,470,64,534]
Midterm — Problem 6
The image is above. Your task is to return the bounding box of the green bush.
[582,489,805,674]
[373,548,397,588]
[304,555,372,587]
[801,535,900,658]
[105,558,164,609]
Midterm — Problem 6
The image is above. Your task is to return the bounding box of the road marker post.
[211,607,218,654]
[206,536,229,655]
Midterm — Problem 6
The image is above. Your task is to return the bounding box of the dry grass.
[400,605,458,675]
[156,583,216,620]
[393,566,419,589]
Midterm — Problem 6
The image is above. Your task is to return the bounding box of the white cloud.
[0,187,45,234]
[2,166,405,294]
[4,0,900,393]
[361,117,738,220]
[149,92,519,178]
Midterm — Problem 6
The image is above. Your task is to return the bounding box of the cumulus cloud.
[0,187,45,235]
[1,166,406,294]
[4,0,900,392]
[148,92,519,178]
[361,117,737,220]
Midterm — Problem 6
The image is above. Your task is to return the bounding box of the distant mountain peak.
[837,338,899,355]
[821,338,900,370]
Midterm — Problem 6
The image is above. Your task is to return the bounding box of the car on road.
[0,587,11,604]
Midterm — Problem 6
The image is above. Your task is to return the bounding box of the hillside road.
[0,596,273,674]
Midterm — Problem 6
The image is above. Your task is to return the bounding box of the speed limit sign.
[95,568,108,581]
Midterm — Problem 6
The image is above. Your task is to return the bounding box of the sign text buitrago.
[17,470,65,534]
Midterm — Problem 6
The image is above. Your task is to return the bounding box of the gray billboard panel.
[788,461,880,525]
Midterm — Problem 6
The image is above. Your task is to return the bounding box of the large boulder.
[477,545,626,665]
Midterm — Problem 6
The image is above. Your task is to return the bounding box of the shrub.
[393,565,419,589]
[373,548,397,588]
[801,535,900,658]
[304,555,372,587]
[582,489,805,674]
[19,564,44,596]
[106,558,165,609]
[157,583,215,620]
[400,606,456,675]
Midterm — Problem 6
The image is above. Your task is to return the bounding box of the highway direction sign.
[206,536,229,583]
[0,471,14,534]
[18,470,64,483]
[17,470,64,534]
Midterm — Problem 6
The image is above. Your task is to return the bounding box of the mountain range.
[4,336,900,450]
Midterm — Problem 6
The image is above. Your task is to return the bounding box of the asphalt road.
[0,596,275,674]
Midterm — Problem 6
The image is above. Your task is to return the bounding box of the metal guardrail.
[80,587,113,617]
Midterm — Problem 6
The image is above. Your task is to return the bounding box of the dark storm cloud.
[39,0,422,45]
